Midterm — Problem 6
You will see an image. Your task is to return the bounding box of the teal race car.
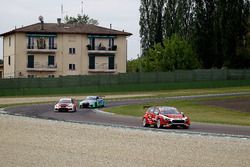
[79,96,105,108]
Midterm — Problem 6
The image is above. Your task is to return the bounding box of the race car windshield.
[161,108,179,114]
[59,99,72,104]
[86,97,96,100]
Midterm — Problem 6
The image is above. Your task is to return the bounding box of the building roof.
[0,22,132,37]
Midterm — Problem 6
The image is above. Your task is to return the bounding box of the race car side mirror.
[181,112,185,116]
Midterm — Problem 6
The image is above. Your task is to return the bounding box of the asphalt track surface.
[3,94,250,139]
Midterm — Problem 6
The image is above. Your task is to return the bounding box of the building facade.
[0,64,3,78]
[0,21,131,78]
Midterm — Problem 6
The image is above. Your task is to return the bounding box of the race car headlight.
[184,117,189,122]
[68,104,73,108]
[163,116,171,121]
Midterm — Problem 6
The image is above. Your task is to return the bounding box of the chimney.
[57,18,62,25]
[38,16,44,30]
[110,24,112,29]
[41,21,44,30]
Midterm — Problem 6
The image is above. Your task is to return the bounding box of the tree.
[154,0,164,45]
[140,0,167,52]
[127,58,141,72]
[0,59,3,64]
[215,0,250,67]
[140,0,195,52]
[193,0,217,68]
[163,0,178,38]
[140,0,157,51]
[64,14,98,25]
[139,0,250,69]
[141,34,200,71]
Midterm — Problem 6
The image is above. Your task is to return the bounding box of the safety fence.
[0,69,250,89]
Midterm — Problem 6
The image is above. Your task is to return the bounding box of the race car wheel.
[183,125,189,129]
[157,119,163,128]
[142,118,149,127]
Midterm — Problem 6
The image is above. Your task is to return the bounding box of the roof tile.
[0,23,132,36]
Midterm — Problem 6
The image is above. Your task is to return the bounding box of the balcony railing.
[27,44,57,53]
[88,63,117,73]
[27,63,57,72]
[27,44,57,50]
[87,45,117,52]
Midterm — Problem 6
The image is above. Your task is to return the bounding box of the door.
[27,55,34,68]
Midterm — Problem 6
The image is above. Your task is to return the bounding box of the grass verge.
[103,95,250,126]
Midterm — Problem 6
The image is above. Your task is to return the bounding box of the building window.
[9,37,11,47]
[69,48,76,54]
[69,64,76,70]
[28,37,34,49]
[48,55,55,66]
[8,56,11,65]
[89,56,95,69]
[37,38,46,49]
[28,75,35,78]
[109,56,115,69]
[89,38,95,50]
[109,38,114,47]
[48,75,55,78]
[49,37,56,49]
[27,55,34,68]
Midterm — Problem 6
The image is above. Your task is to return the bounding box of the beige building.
[0,64,3,78]
[0,20,132,78]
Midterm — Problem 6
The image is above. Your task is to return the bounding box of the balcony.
[27,63,57,72]
[87,45,117,54]
[27,44,57,54]
[88,63,117,73]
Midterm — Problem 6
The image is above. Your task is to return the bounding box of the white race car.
[79,96,105,108]
[54,98,77,112]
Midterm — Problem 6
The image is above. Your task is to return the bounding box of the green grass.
[1,79,250,97]
[104,96,250,126]
[0,101,53,109]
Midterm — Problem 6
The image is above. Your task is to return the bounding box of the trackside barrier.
[0,69,250,89]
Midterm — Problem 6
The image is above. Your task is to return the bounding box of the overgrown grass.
[1,79,250,97]
[104,96,250,126]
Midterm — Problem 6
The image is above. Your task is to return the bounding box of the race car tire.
[142,118,149,127]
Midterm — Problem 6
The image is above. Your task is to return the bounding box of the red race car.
[142,106,190,129]
[54,98,77,112]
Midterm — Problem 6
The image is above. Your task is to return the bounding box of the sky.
[0,0,141,60]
